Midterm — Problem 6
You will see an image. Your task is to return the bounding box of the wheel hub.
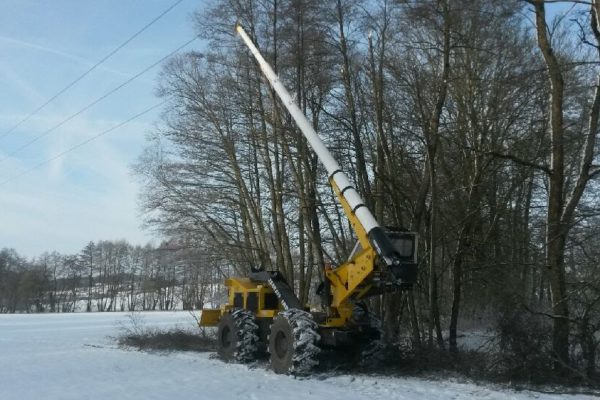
[221,325,232,348]
[274,330,289,358]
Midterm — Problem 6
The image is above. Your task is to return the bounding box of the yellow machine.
[199,25,418,375]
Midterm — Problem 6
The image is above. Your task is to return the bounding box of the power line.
[0,0,185,141]
[0,34,198,164]
[0,101,166,187]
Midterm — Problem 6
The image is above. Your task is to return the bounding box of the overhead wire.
[0,101,166,187]
[0,0,185,141]
[0,34,199,164]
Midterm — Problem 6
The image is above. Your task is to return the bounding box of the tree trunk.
[531,0,569,367]
[335,0,372,203]
[425,0,451,351]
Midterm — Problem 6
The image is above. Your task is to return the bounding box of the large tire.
[268,309,320,375]
[350,303,385,368]
[217,309,259,363]
[358,339,386,368]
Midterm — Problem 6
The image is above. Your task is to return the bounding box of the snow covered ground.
[0,312,594,400]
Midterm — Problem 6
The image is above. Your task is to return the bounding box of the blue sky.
[0,0,204,257]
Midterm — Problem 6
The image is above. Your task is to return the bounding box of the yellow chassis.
[200,277,280,326]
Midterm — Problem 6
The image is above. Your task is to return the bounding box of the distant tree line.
[0,240,224,314]
[135,0,600,380]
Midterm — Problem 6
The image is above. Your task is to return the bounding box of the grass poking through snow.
[116,312,216,352]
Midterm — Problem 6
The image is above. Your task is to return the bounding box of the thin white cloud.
[0,113,155,257]
[0,60,46,106]
[0,35,130,78]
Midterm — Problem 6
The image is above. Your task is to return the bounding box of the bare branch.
[484,150,551,174]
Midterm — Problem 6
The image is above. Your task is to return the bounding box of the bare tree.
[526,0,600,368]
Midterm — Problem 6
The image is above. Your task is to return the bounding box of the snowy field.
[0,312,595,400]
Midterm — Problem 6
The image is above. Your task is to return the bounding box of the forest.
[0,241,221,314]
[3,0,600,383]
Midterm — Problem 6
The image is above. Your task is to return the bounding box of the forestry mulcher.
[199,25,418,374]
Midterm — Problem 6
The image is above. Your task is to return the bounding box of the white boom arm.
[236,24,379,234]
[237,24,414,273]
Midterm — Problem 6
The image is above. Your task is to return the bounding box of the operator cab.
[349,227,417,261]
[347,227,418,287]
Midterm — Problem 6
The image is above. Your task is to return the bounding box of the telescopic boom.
[236,25,408,276]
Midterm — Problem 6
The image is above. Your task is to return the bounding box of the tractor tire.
[268,309,320,375]
[358,339,386,368]
[350,303,385,368]
[216,308,259,363]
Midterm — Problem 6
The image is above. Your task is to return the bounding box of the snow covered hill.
[0,312,594,400]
